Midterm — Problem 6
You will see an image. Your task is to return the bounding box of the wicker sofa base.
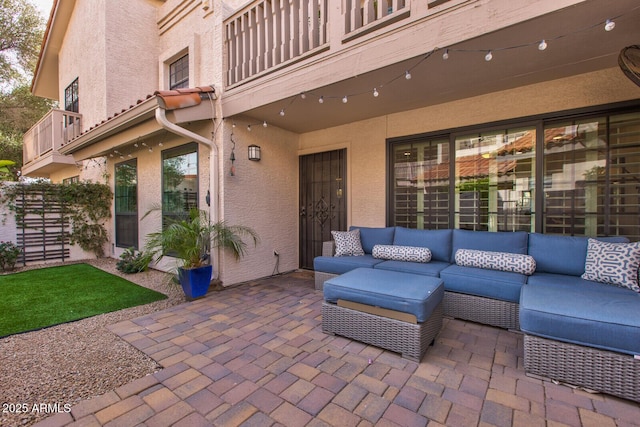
[322,301,443,362]
[444,291,520,330]
[315,271,337,290]
[524,334,640,402]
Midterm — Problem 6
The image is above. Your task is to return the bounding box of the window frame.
[64,78,79,113]
[169,54,189,90]
[114,158,139,249]
[161,142,199,229]
[387,101,640,240]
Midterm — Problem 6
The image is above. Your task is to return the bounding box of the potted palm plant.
[144,208,259,298]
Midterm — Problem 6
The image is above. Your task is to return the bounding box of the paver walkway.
[35,271,640,426]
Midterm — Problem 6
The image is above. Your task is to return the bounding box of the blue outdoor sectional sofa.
[314,226,640,402]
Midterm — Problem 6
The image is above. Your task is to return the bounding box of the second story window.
[65,78,79,112]
[170,54,189,89]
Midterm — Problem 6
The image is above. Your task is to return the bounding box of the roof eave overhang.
[59,97,159,158]
[59,94,215,160]
[32,0,76,100]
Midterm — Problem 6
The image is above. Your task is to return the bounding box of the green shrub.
[116,247,152,274]
[0,241,21,272]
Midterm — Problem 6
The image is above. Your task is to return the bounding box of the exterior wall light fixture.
[248,144,261,161]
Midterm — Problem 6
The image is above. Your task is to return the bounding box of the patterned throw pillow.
[331,229,365,257]
[372,245,432,263]
[455,249,536,275]
[581,238,640,292]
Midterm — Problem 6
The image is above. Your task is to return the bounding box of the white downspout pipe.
[155,106,221,278]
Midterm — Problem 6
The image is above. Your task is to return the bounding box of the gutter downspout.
[155,106,221,278]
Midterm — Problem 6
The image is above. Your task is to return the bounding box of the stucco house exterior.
[22,0,640,286]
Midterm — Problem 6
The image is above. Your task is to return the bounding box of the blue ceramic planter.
[178,265,213,299]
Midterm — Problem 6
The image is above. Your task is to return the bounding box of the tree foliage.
[0,1,52,179]
[0,0,44,89]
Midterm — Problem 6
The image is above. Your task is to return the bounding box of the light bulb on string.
[604,19,615,31]
[485,50,493,61]
[318,96,324,104]
[263,121,268,128]
[342,95,348,103]
[405,70,412,80]
[247,124,252,131]
[442,49,449,60]
[279,109,285,116]
[300,92,306,99]
[373,88,379,97]
[538,39,547,51]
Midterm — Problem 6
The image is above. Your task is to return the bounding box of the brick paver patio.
[34,271,640,426]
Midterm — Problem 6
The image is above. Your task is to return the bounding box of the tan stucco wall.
[298,67,640,228]
[57,0,159,128]
[218,118,300,284]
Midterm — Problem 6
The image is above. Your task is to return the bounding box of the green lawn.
[0,263,167,337]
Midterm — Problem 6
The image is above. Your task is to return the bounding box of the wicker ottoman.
[322,268,444,361]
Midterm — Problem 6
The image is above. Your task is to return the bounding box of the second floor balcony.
[22,109,82,178]
[222,0,640,133]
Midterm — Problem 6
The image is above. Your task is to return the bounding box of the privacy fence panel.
[13,186,70,265]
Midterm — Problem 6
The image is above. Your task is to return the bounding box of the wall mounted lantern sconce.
[248,144,261,161]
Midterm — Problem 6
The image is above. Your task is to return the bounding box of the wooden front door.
[299,149,347,269]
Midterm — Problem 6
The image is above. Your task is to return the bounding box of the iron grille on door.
[299,149,346,269]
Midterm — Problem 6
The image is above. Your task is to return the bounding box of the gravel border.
[0,259,186,426]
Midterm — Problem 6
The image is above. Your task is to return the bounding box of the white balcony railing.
[224,0,421,87]
[23,109,82,165]
[345,0,408,34]
[225,0,329,86]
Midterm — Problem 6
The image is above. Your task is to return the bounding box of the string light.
[263,121,268,127]
[263,8,636,124]
[604,19,615,31]
[247,124,252,131]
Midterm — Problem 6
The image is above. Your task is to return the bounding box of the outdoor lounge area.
[32,269,640,427]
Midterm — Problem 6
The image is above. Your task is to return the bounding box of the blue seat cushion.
[374,259,450,277]
[527,234,629,276]
[323,268,444,322]
[349,226,395,254]
[451,229,528,263]
[520,277,640,355]
[392,227,452,263]
[439,264,527,303]
[313,255,383,275]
